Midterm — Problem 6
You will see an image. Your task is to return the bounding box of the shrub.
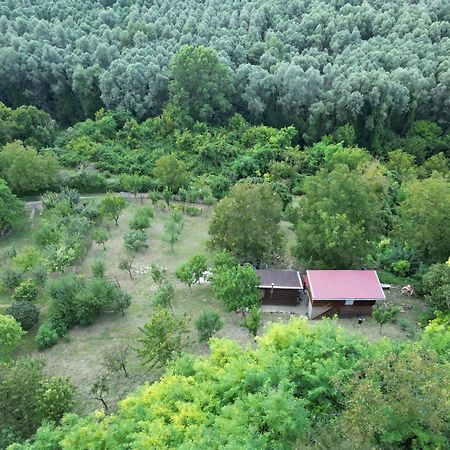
[29,265,48,286]
[129,209,151,230]
[6,301,39,331]
[242,306,261,337]
[195,310,223,342]
[124,230,148,252]
[13,280,38,302]
[12,247,42,271]
[35,323,59,350]
[0,266,24,290]
[184,205,202,216]
[91,260,106,278]
[152,282,175,310]
[391,259,411,277]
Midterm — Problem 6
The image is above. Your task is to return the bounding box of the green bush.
[29,265,48,286]
[129,209,151,230]
[124,230,148,251]
[184,205,202,216]
[91,260,106,278]
[0,266,24,290]
[35,323,59,350]
[242,306,261,337]
[12,247,42,271]
[12,280,38,302]
[391,259,411,277]
[195,310,223,342]
[6,301,39,331]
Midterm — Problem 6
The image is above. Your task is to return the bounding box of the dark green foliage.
[123,230,148,252]
[0,357,76,447]
[195,310,223,342]
[28,265,48,287]
[35,323,59,350]
[242,306,261,337]
[151,281,175,310]
[422,263,450,313]
[0,266,24,291]
[92,228,108,250]
[6,301,39,331]
[175,255,208,293]
[372,303,401,334]
[12,280,38,302]
[91,260,106,278]
[129,207,152,230]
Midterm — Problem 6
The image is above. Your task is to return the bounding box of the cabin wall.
[260,288,300,306]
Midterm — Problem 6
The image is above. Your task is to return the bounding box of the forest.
[0,0,449,449]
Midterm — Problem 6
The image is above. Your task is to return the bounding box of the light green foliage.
[154,154,189,192]
[0,179,24,231]
[386,150,417,182]
[242,306,261,337]
[164,209,184,251]
[148,190,160,206]
[372,303,401,334]
[120,173,143,199]
[12,280,38,302]
[92,228,108,250]
[100,193,127,226]
[0,141,61,195]
[195,310,223,342]
[212,251,237,272]
[395,174,450,263]
[6,302,39,331]
[0,315,25,359]
[391,259,411,277]
[422,263,450,313]
[137,308,189,369]
[149,264,168,285]
[12,247,42,271]
[209,183,283,261]
[123,229,148,252]
[0,357,76,447]
[175,255,208,293]
[212,263,260,314]
[170,45,233,123]
[295,164,386,268]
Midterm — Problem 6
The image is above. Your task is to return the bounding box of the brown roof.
[256,269,303,290]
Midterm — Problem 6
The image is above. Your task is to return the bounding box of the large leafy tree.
[209,183,283,262]
[0,179,25,231]
[153,154,189,192]
[295,164,386,268]
[0,142,61,195]
[169,45,233,123]
[422,263,450,313]
[394,174,450,263]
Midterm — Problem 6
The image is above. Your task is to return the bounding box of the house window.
[345,299,354,306]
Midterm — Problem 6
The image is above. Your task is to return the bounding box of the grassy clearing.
[1,199,427,414]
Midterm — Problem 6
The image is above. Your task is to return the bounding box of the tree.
[162,186,172,206]
[137,308,189,369]
[0,179,24,232]
[0,142,61,195]
[100,193,127,226]
[150,264,168,285]
[175,255,208,293]
[118,257,134,279]
[209,183,283,262]
[153,154,188,192]
[164,211,183,252]
[121,174,142,200]
[195,310,223,342]
[242,306,262,337]
[123,230,148,252]
[151,281,175,310]
[91,260,106,278]
[129,207,153,230]
[12,280,38,302]
[169,45,233,123]
[0,357,76,446]
[103,345,130,377]
[93,228,108,250]
[372,303,401,334]
[395,174,450,263]
[6,302,39,331]
[90,372,111,412]
[212,264,260,315]
[295,164,386,268]
[109,290,132,316]
[422,263,450,313]
[0,315,25,359]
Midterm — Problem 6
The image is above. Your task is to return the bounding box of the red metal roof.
[306,270,385,301]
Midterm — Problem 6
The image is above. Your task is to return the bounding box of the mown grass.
[1,199,427,414]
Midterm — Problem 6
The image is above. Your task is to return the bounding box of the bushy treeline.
[8,317,450,449]
[1,0,449,150]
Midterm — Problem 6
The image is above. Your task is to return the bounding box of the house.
[256,269,303,305]
[304,270,385,319]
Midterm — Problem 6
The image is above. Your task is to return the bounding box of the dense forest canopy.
[1,0,450,149]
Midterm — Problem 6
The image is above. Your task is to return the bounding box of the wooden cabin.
[256,269,303,306]
[304,270,385,319]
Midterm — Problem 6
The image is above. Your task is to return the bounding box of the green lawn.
[1,199,428,414]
